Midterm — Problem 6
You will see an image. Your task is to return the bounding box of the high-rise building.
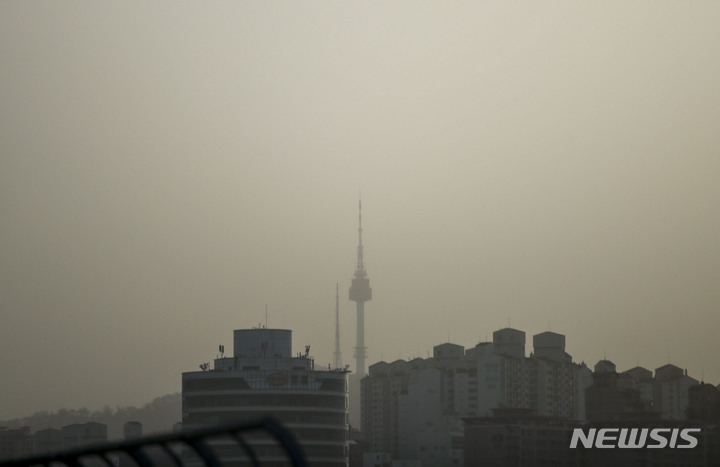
[687,382,720,421]
[621,366,655,412]
[585,360,653,421]
[584,361,704,423]
[361,329,589,465]
[653,364,699,420]
[182,328,349,467]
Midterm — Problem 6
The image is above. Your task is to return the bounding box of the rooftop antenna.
[333,283,342,369]
[265,305,268,329]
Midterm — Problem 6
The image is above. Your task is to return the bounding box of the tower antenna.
[349,197,372,377]
[333,283,342,369]
[357,198,364,272]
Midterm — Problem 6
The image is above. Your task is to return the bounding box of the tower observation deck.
[349,199,372,377]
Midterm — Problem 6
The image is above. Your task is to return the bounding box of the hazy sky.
[2,1,719,421]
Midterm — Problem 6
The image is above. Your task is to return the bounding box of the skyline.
[0,321,712,422]
[2,1,719,420]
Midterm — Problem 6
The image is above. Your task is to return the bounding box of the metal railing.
[0,417,307,467]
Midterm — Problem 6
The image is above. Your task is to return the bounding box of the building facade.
[463,409,581,467]
[361,329,590,465]
[182,328,349,467]
[653,364,699,420]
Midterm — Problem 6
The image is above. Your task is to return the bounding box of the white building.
[182,328,349,467]
[362,329,587,466]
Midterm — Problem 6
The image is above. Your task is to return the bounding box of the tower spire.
[333,283,342,369]
[356,198,365,275]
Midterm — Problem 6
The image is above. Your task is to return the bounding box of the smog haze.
[1,1,719,420]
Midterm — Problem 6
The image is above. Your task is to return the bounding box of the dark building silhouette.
[0,426,33,461]
[585,360,656,422]
[34,422,108,455]
[348,427,367,467]
[463,409,581,467]
[465,412,720,467]
[687,382,720,422]
[620,366,655,412]
[653,364,699,419]
[33,428,63,454]
[123,421,142,440]
[578,420,720,467]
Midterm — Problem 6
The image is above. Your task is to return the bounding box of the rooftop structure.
[182,328,349,467]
